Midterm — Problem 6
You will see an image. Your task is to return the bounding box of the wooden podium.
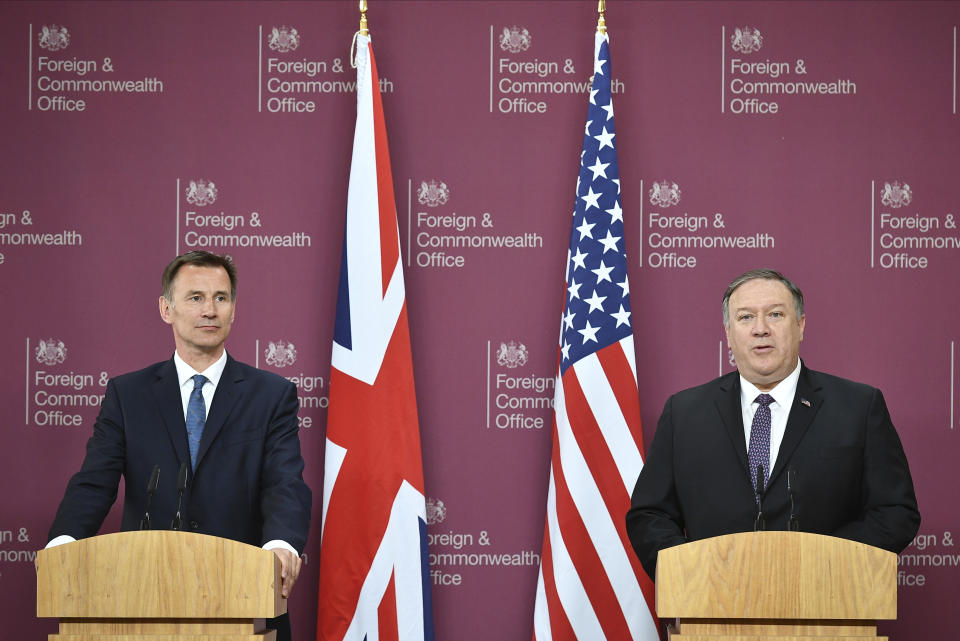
[655,532,897,641]
[36,531,285,641]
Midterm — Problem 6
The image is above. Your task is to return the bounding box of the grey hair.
[722,268,804,327]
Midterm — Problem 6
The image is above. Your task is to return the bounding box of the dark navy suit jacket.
[626,364,920,580]
[49,355,311,553]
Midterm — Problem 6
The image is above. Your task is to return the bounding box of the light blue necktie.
[186,374,207,469]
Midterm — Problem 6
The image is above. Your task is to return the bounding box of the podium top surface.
[36,530,285,619]
[655,531,897,620]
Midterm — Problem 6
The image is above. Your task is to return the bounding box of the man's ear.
[159,296,173,325]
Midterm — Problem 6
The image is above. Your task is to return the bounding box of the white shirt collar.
[739,358,802,409]
[173,350,228,388]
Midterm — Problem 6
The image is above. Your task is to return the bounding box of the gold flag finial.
[359,0,369,36]
[597,0,607,35]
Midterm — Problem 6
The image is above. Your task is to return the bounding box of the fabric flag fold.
[317,33,434,641]
[532,31,658,641]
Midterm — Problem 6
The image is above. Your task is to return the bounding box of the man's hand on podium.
[271,547,303,598]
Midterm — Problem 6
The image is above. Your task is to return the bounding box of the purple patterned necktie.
[748,393,774,499]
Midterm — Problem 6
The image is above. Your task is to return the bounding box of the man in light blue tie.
[626,268,919,581]
[47,250,311,641]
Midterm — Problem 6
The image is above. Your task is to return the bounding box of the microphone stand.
[139,464,160,531]
[754,464,766,532]
[171,463,188,531]
[787,466,800,532]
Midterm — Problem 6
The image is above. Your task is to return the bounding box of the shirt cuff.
[45,535,76,549]
[262,539,298,556]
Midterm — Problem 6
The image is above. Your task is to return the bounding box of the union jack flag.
[317,33,434,641]
[532,31,658,641]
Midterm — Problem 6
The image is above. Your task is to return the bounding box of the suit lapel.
[195,355,244,470]
[715,373,749,473]
[769,365,822,486]
[153,359,190,468]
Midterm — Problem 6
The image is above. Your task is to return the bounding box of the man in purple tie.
[626,268,919,581]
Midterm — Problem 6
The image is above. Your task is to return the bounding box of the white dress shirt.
[739,358,802,472]
[173,349,227,420]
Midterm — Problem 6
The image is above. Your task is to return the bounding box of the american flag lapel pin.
[800,398,811,407]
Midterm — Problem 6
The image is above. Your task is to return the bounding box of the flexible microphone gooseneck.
[754,464,766,532]
[139,464,160,531]
[170,463,188,531]
[787,466,800,531]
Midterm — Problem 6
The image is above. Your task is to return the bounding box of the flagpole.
[597,0,606,35]
[359,0,368,36]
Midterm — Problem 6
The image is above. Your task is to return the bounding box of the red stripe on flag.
[562,363,658,628]
[536,503,576,641]
[367,41,400,296]
[550,419,633,641]
[596,343,646,455]
[378,571,400,641]
[591,346,658,619]
[561,363,632,509]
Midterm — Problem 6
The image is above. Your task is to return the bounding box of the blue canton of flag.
[561,38,631,371]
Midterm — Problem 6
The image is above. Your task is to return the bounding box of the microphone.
[139,464,160,531]
[170,463,189,531]
[787,466,800,531]
[754,464,766,532]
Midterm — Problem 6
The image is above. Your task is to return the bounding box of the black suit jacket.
[49,355,312,553]
[626,364,920,580]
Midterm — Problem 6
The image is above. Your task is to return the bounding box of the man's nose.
[752,317,770,335]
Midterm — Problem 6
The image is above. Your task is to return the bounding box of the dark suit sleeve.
[48,379,125,541]
[625,395,688,580]
[258,381,312,554]
[831,387,920,553]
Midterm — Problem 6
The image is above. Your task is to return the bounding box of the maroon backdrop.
[1,1,957,639]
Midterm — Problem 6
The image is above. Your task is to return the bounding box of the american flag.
[532,32,658,641]
[317,33,434,641]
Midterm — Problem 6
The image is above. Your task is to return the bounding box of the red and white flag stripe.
[534,339,658,641]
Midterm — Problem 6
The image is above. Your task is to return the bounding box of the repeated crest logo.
[38,25,70,52]
[880,181,912,209]
[264,340,297,368]
[649,181,682,208]
[268,26,300,53]
[497,340,529,369]
[499,26,531,54]
[426,497,448,526]
[730,26,763,54]
[35,338,67,366]
[417,180,450,207]
[185,179,218,207]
